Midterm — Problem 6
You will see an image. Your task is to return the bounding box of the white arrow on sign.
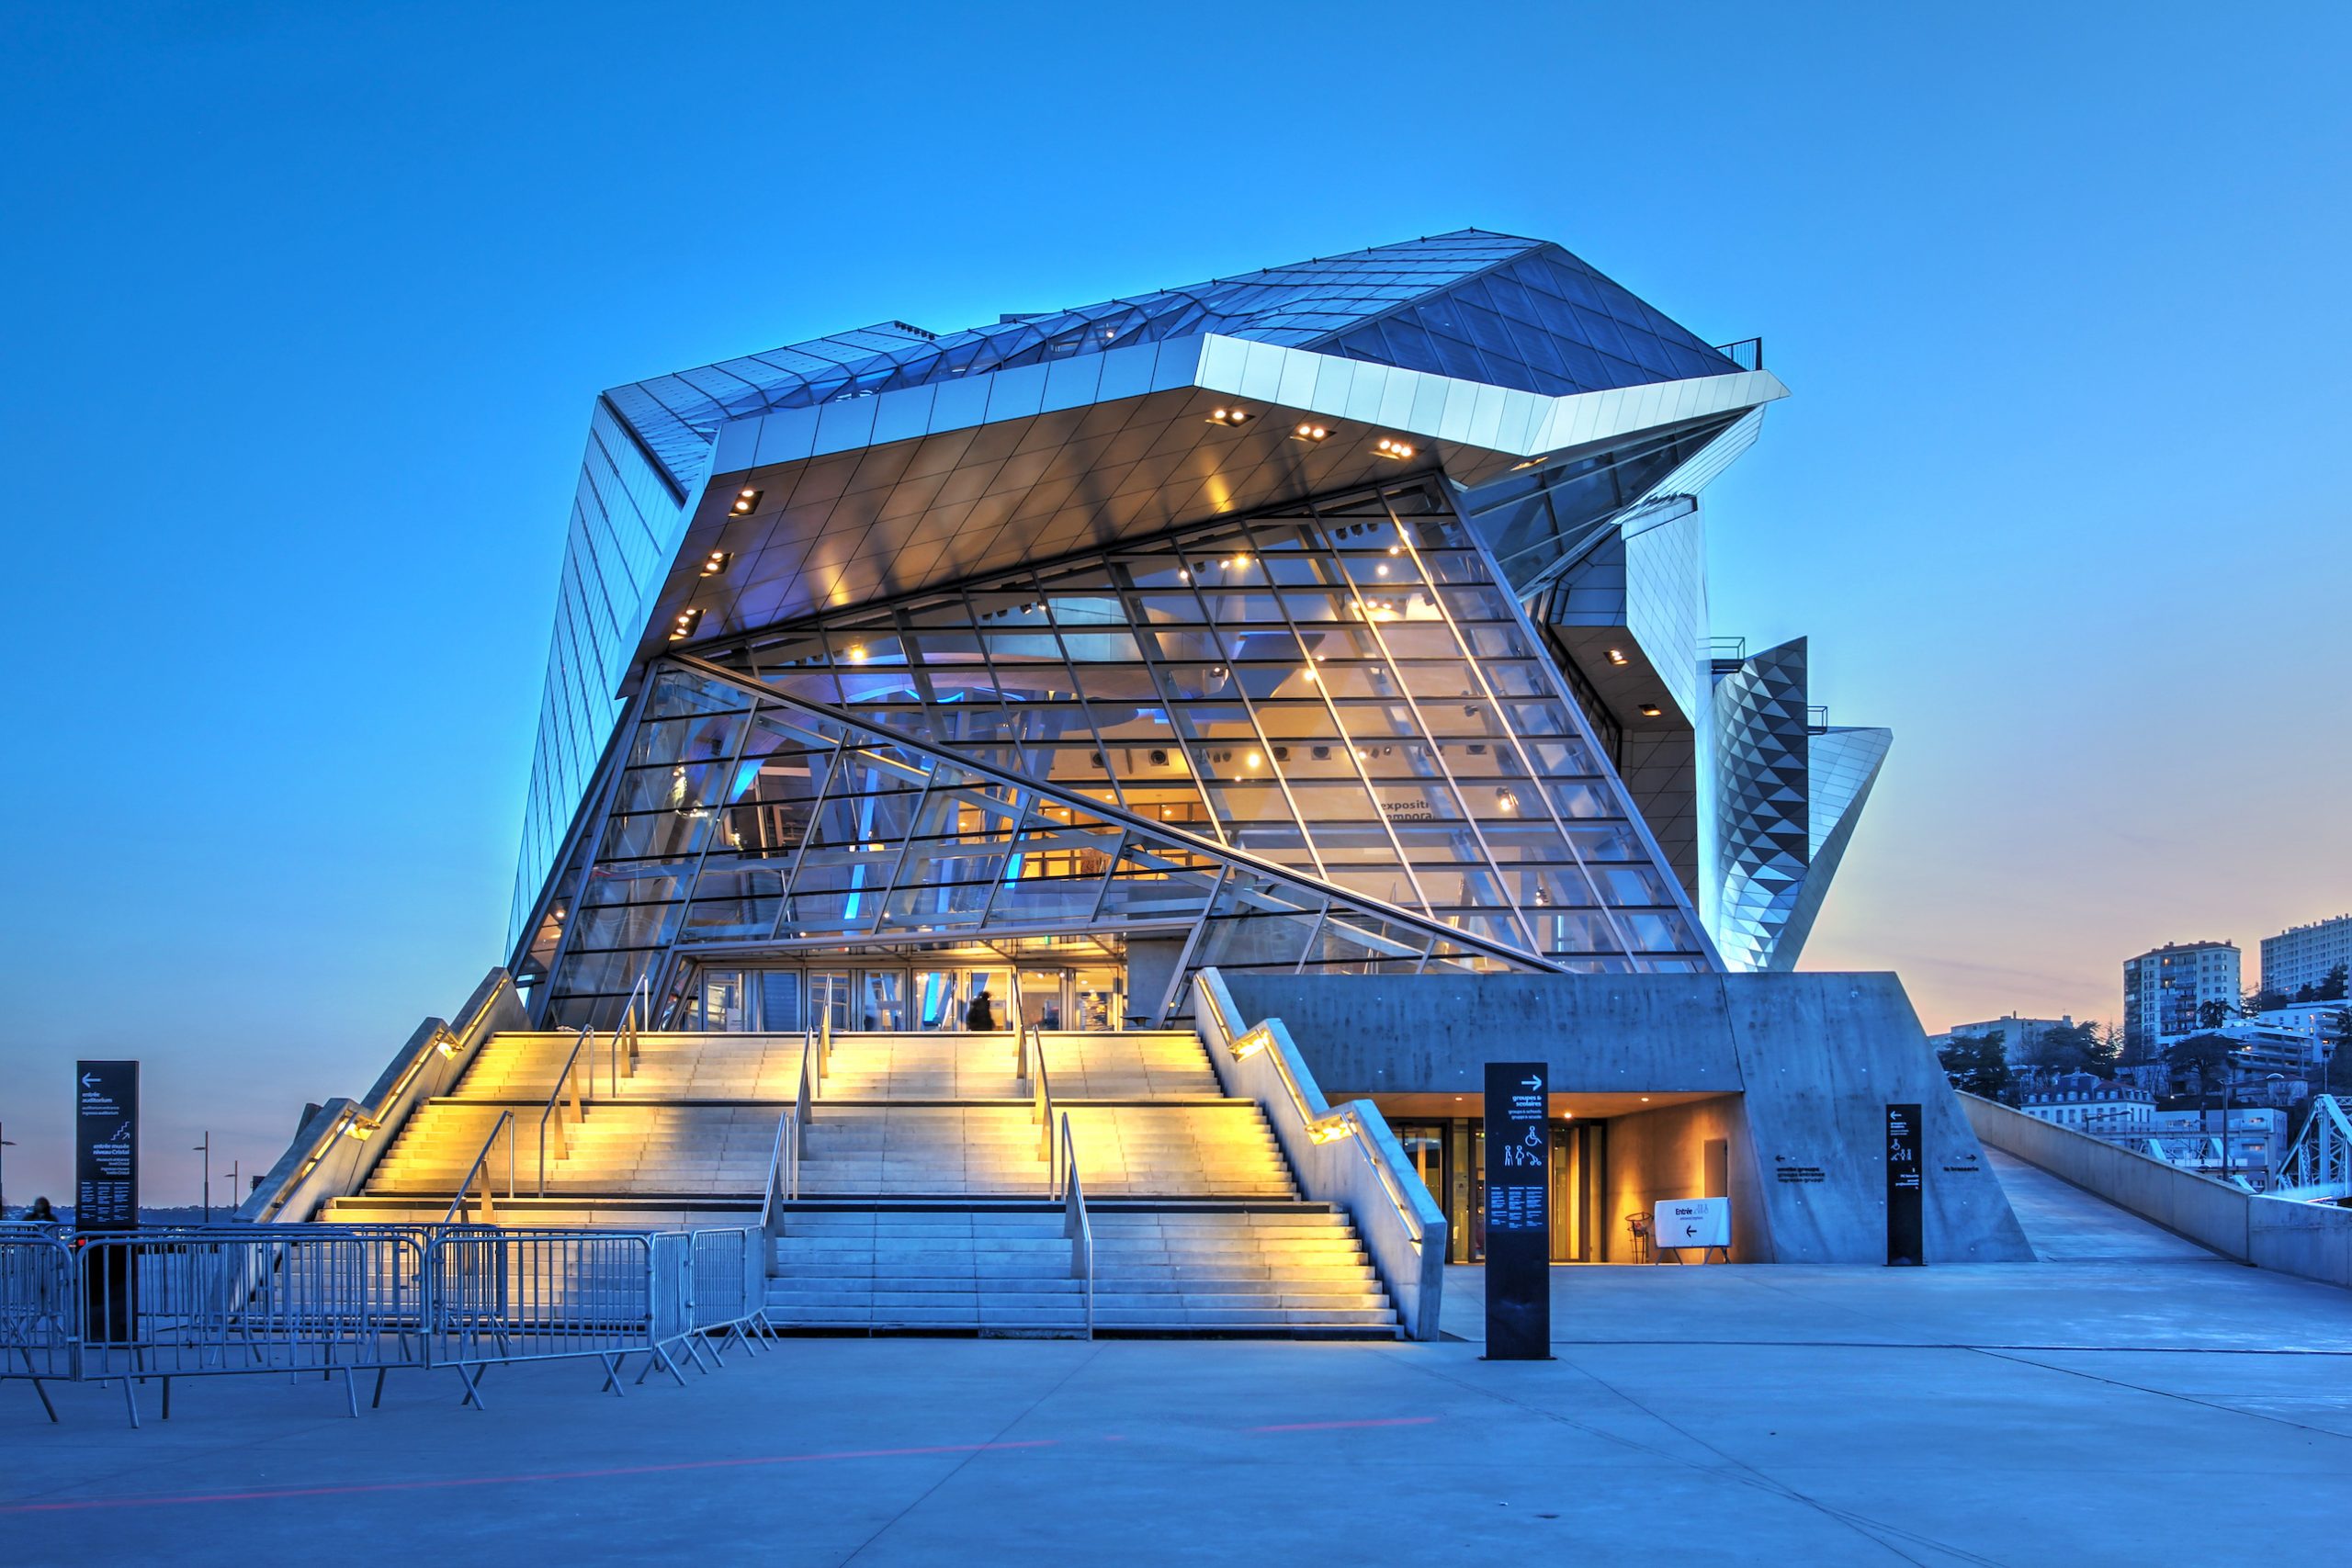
[1521,1076,1541,1090]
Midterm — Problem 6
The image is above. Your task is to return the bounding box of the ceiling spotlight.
[1291,422,1330,444]
[1206,407,1252,426]
[1245,750,1263,769]
[1638,703,1663,717]
[1606,649,1629,666]
[700,550,734,577]
[669,607,705,641]
[1372,436,1415,460]
[730,488,763,515]
[845,644,869,663]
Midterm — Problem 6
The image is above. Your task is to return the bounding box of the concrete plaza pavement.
[4,1158,2349,1565]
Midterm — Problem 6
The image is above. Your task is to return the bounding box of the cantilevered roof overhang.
[629,333,1785,672]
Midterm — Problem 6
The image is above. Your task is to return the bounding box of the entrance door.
[807,971,851,1033]
[756,969,802,1032]
[699,970,747,1031]
[914,971,960,1032]
[1017,969,1064,1030]
[859,969,906,1030]
[1071,968,1124,1032]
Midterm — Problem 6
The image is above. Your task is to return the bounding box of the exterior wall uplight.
[731,488,763,515]
[1606,649,1629,666]
[1638,703,1663,717]
[670,607,705,640]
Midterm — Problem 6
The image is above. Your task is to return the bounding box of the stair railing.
[818,1013,833,1083]
[1060,1111,1093,1339]
[1030,1028,1057,1190]
[1014,1013,1033,1096]
[535,1030,593,1197]
[761,1110,796,1243]
[442,1111,514,1224]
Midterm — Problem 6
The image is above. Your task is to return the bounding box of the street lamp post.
[195,1131,211,1224]
[0,1122,15,1215]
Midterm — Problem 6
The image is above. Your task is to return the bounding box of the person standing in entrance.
[965,986,997,1032]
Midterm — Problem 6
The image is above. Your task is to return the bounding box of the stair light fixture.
[1230,1026,1272,1061]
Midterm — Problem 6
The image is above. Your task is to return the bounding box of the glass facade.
[500,227,1888,1024]
[510,231,1759,946]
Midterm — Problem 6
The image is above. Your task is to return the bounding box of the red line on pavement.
[1250,1417,1438,1432]
[0,1440,1063,1515]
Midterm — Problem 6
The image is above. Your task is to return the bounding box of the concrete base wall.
[1221,970,2032,1266]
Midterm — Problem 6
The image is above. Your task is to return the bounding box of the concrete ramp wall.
[1962,1093,2352,1290]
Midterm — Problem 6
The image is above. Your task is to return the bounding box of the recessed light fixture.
[1290,422,1330,444]
[1245,750,1263,769]
[700,550,734,577]
[730,488,762,516]
[1605,649,1629,666]
[669,607,705,640]
[845,644,869,663]
[1372,436,1415,460]
[1638,703,1663,717]
[1206,407,1252,426]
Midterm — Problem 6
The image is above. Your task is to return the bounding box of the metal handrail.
[536,1029,594,1196]
[819,1012,832,1081]
[760,1111,795,1237]
[1060,1111,1093,1339]
[1030,1027,1057,1190]
[442,1111,514,1224]
[1199,977,1429,1248]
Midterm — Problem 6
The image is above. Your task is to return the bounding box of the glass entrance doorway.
[1392,1114,1606,1264]
[686,962,1123,1032]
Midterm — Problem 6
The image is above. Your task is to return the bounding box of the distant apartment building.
[1927,1014,2075,1055]
[2221,1001,2346,1080]
[2261,914,2352,999]
[2122,941,2241,1056]
[2020,1074,2152,1134]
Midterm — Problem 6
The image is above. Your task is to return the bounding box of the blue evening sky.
[2,3,2346,1196]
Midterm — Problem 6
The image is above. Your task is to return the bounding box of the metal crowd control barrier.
[1,1223,773,1427]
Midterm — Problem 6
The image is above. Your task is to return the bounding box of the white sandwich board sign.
[1655,1196,1730,1253]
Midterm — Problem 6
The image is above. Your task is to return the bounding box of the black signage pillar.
[1483,1061,1551,1359]
[75,1060,140,1340]
[1885,1101,1924,1267]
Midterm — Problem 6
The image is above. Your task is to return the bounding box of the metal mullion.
[1255,499,1440,920]
[1081,829,1130,924]
[1031,566,1138,819]
[1432,499,1707,966]
[764,716,851,941]
[1179,530,1332,885]
[520,680,660,1021]
[1151,863,1232,1026]
[969,791,1042,931]
[639,671,768,1021]
[1110,555,1239,853]
[1334,501,1544,959]
[1393,491,1653,966]
[863,756,938,939]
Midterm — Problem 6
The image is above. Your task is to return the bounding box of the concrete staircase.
[326,1026,1399,1337]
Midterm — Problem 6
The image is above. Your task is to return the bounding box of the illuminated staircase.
[326,1027,1400,1337]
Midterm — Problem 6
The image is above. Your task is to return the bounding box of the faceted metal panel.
[1770,727,1893,971]
[1712,638,1812,973]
